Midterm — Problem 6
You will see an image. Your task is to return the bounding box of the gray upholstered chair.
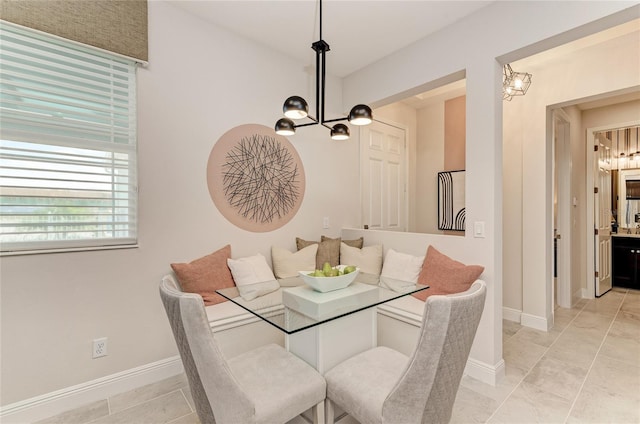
[159,276,326,424]
[324,280,487,424]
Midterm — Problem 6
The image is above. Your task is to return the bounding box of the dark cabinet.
[612,236,640,290]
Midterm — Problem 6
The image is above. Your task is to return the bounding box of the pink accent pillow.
[171,245,235,306]
[414,246,484,301]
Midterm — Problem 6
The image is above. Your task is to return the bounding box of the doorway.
[586,118,640,299]
[553,109,572,308]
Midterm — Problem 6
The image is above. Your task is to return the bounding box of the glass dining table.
[217,274,428,373]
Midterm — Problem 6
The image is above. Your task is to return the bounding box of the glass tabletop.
[216,274,428,335]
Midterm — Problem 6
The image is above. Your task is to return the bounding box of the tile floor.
[35,288,640,424]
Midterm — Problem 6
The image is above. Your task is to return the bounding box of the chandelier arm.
[295,121,320,129]
[323,117,348,124]
[321,123,334,131]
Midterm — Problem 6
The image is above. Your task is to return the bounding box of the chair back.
[159,275,253,424]
[383,280,487,424]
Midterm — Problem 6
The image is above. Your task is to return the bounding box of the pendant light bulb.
[283,96,309,119]
[275,118,296,136]
[331,124,350,140]
[348,104,373,126]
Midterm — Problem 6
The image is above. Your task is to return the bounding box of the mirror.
[606,126,640,230]
[363,78,466,235]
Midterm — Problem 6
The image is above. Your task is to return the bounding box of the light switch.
[474,221,485,238]
[323,217,330,229]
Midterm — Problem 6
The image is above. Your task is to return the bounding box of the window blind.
[0,22,138,253]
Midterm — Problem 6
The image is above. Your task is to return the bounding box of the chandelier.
[503,64,532,101]
[274,0,372,140]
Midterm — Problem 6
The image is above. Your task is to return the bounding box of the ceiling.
[169,2,639,111]
[168,0,494,78]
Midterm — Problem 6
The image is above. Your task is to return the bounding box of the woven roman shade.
[0,0,148,62]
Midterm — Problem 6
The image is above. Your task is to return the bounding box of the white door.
[360,121,407,231]
[595,133,612,296]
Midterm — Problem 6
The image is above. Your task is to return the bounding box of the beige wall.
[444,95,466,171]
[373,103,419,232]
[503,28,640,324]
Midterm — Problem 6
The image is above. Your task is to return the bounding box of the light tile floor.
[35,288,640,424]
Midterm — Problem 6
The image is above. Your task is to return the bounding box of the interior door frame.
[553,108,572,308]
[586,118,640,299]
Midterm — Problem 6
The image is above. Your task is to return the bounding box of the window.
[0,22,138,254]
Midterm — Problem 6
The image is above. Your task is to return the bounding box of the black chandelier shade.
[274,0,371,140]
[283,96,309,119]
[330,123,350,140]
[275,118,296,136]
[348,104,373,126]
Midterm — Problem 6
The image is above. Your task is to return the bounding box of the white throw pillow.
[380,248,425,292]
[381,248,424,282]
[271,244,318,279]
[340,242,383,275]
[227,253,279,301]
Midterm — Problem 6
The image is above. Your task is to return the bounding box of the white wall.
[565,105,585,304]
[0,1,361,406]
[342,1,639,367]
[416,103,445,234]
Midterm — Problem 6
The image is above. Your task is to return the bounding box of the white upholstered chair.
[159,276,326,424]
[324,280,487,424]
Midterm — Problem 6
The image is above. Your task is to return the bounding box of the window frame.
[0,22,139,255]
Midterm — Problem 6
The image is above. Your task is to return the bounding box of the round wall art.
[206,124,305,232]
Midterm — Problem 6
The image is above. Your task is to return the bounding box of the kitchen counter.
[612,231,640,238]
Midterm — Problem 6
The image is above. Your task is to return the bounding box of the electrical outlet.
[323,217,330,229]
[92,337,107,359]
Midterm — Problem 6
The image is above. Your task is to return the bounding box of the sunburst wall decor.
[207,124,305,232]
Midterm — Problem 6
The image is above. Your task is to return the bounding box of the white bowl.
[298,266,360,292]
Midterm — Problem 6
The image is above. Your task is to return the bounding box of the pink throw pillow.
[414,246,484,301]
[171,245,235,306]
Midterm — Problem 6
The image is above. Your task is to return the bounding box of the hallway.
[453,287,640,423]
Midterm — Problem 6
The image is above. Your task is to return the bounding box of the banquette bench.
[166,229,486,362]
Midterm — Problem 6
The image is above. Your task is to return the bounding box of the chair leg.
[325,399,335,424]
[312,400,325,424]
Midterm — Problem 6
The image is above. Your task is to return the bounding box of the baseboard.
[502,307,522,323]
[0,356,184,424]
[520,312,550,331]
[581,287,592,300]
[464,357,505,386]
